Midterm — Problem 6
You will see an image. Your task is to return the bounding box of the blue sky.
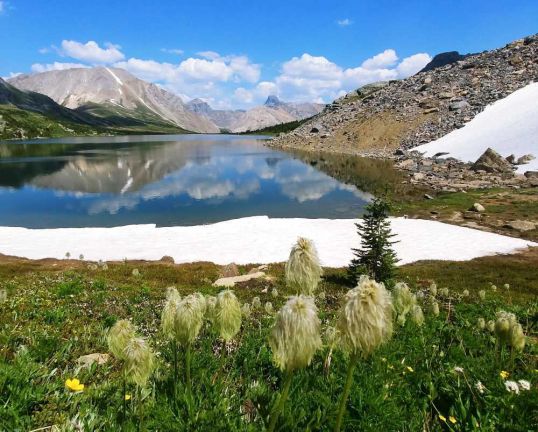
[1,0,537,108]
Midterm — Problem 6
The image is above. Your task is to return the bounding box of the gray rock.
[213,272,266,288]
[220,263,240,278]
[470,203,485,212]
[463,211,482,220]
[424,193,434,200]
[449,100,470,111]
[471,148,514,174]
[506,154,516,164]
[524,171,538,178]
[503,220,536,232]
[77,353,109,368]
[516,154,535,165]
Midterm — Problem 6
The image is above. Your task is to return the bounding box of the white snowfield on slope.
[0,217,534,267]
[415,82,538,174]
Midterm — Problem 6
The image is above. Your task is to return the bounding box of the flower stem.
[172,341,178,398]
[268,371,294,432]
[185,343,192,395]
[334,353,358,432]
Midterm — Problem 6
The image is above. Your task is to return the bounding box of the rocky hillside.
[270,34,538,155]
[9,67,219,133]
[186,95,324,132]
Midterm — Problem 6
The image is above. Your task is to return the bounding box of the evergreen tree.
[348,197,398,285]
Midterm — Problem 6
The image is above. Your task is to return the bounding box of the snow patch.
[0,217,534,266]
[415,83,538,173]
[105,67,124,86]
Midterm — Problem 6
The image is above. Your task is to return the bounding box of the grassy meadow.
[0,251,537,431]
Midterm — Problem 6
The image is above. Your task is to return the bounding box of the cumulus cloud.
[337,18,353,27]
[160,48,184,55]
[59,40,125,63]
[396,53,432,76]
[361,49,398,70]
[31,62,89,73]
[0,1,4,14]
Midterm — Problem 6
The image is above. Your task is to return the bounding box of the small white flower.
[475,381,486,394]
[453,366,464,374]
[518,380,531,391]
[504,380,520,394]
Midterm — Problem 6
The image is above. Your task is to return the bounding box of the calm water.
[0,134,371,228]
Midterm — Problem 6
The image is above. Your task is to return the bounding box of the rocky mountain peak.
[264,95,282,107]
[186,98,213,114]
[419,51,470,73]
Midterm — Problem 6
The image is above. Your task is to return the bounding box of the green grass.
[239,117,312,135]
[0,255,536,430]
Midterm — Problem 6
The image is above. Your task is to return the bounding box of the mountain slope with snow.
[9,67,219,133]
[415,83,538,173]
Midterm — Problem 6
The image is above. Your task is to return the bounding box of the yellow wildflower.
[65,378,84,392]
[500,370,510,379]
[449,416,457,424]
[406,366,414,372]
[125,394,131,401]
[438,414,446,422]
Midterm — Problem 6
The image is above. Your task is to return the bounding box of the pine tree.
[348,197,398,285]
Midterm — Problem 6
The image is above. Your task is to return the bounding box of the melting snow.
[0,217,534,266]
[105,67,124,86]
[415,83,538,174]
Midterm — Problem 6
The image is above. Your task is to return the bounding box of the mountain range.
[2,67,323,139]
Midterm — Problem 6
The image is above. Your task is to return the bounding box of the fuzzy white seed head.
[323,326,339,349]
[0,288,7,303]
[439,287,449,297]
[285,237,323,295]
[174,293,206,346]
[462,289,469,297]
[252,297,261,309]
[161,288,181,340]
[336,276,393,357]
[429,282,437,296]
[494,311,517,344]
[215,290,242,341]
[124,337,155,388]
[490,285,497,292]
[264,302,273,314]
[478,290,486,300]
[205,295,217,322]
[477,318,486,330]
[509,323,525,351]
[503,283,510,290]
[392,282,416,325]
[269,295,322,372]
[107,319,136,361]
[241,303,251,318]
[429,301,440,316]
[486,320,495,332]
[411,305,425,326]
[132,268,140,277]
[271,288,279,298]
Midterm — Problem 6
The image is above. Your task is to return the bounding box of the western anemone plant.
[392,282,417,326]
[334,276,393,432]
[285,237,323,295]
[214,289,242,342]
[267,295,322,432]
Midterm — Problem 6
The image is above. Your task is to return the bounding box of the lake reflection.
[0,135,370,228]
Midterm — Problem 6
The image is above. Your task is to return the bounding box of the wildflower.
[475,381,486,394]
[271,288,278,298]
[107,320,136,361]
[215,290,242,341]
[449,416,457,424]
[438,414,447,422]
[429,282,437,296]
[252,296,261,309]
[486,320,495,332]
[269,295,322,372]
[462,289,469,297]
[406,366,414,372]
[453,366,464,374]
[285,237,323,295]
[125,394,131,401]
[174,294,206,346]
[504,380,519,394]
[410,305,424,326]
[161,288,181,340]
[205,295,217,322]
[476,318,486,330]
[429,301,440,316]
[102,263,109,271]
[264,302,273,314]
[495,311,517,344]
[65,378,84,392]
[518,380,531,391]
[500,370,510,379]
[439,287,449,297]
[478,290,486,300]
[241,303,251,318]
[509,323,526,352]
[132,268,140,277]
[392,282,416,325]
[124,337,155,388]
[324,326,339,349]
[503,283,510,290]
[490,285,497,292]
[0,288,7,303]
[337,275,393,357]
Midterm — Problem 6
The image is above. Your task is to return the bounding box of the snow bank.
[0,217,534,267]
[415,83,538,173]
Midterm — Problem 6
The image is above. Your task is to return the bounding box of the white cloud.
[31,62,89,73]
[0,2,4,14]
[59,40,125,63]
[361,49,398,70]
[337,18,353,27]
[160,48,184,55]
[396,53,432,76]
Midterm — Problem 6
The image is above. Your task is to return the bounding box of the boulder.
[160,255,175,264]
[470,203,485,212]
[524,171,538,179]
[219,263,240,278]
[503,220,536,232]
[516,154,535,165]
[463,211,482,220]
[213,272,266,288]
[471,148,514,174]
[77,353,109,368]
[506,154,516,164]
[449,100,470,111]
